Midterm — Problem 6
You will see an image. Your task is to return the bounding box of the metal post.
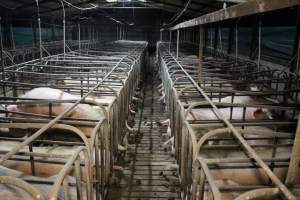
[257,16,262,71]
[116,25,118,40]
[295,32,300,75]
[198,25,204,83]
[35,0,43,61]
[235,21,238,64]
[169,30,171,53]
[32,19,37,47]
[51,18,55,41]
[160,30,162,41]
[0,17,5,96]
[0,17,4,78]
[10,23,15,49]
[176,29,180,58]
[78,23,81,52]
[59,0,66,57]
[89,24,92,41]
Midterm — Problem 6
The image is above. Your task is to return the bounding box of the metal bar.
[35,0,42,62]
[59,0,66,57]
[169,30,172,53]
[78,23,81,52]
[198,25,204,83]
[0,17,4,79]
[176,29,180,58]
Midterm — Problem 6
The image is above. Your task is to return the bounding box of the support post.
[176,29,180,58]
[227,22,234,54]
[198,25,204,83]
[51,18,55,41]
[257,16,262,71]
[59,0,66,56]
[292,7,300,73]
[169,30,171,53]
[0,17,4,77]
[213,25,218,54]
[10,22,15,49]
[235,20,239,63]
[78,23,81,52]
[35,0,43,61]
[0,17,5,96]
[295,32,300,75]
[160,30,162,41]
[32,19,37,47]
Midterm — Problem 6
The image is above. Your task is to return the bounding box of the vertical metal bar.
[235,20,239,63]
[59,0,66,57]
[285,116,300,185]
[75,159,83,200]
[10,23,15,49]
[257,15,262,72]
[176,29,180,58]
[160,30,162,41]
[28,143,36,176]
[35,0,43,61]
[63,177,70,200]
[218,25,222,54]
[169,31,171,53]
[51,18,55,41]
[228,22,234,54]
[295,29,300,75]
[32,19,37,47]
[198,25,204,84]
[0,17,4,80]
[78,23,81,52]
[0,18,5,96]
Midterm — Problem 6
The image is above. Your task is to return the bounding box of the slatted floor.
[108,74,181,200]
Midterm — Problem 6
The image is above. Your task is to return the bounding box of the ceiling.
[0,0,239,26]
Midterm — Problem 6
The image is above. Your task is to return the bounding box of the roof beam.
[167,0,300,30]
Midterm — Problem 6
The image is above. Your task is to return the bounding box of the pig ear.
[253,108,272,120]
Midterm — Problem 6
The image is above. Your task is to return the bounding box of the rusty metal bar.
[166,0,300,31]
[0,176,45,200]
[198,25,204,84]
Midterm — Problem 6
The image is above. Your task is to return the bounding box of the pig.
[7,87,105,138]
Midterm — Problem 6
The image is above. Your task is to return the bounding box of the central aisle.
[108,71,181,199]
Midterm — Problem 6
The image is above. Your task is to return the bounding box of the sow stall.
[158,42,300,200]
[0,40,147,199]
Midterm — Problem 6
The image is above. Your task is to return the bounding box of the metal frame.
[0,40,148,199]
[157,42,300,200]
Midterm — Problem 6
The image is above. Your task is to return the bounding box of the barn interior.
[0,0,299,200]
